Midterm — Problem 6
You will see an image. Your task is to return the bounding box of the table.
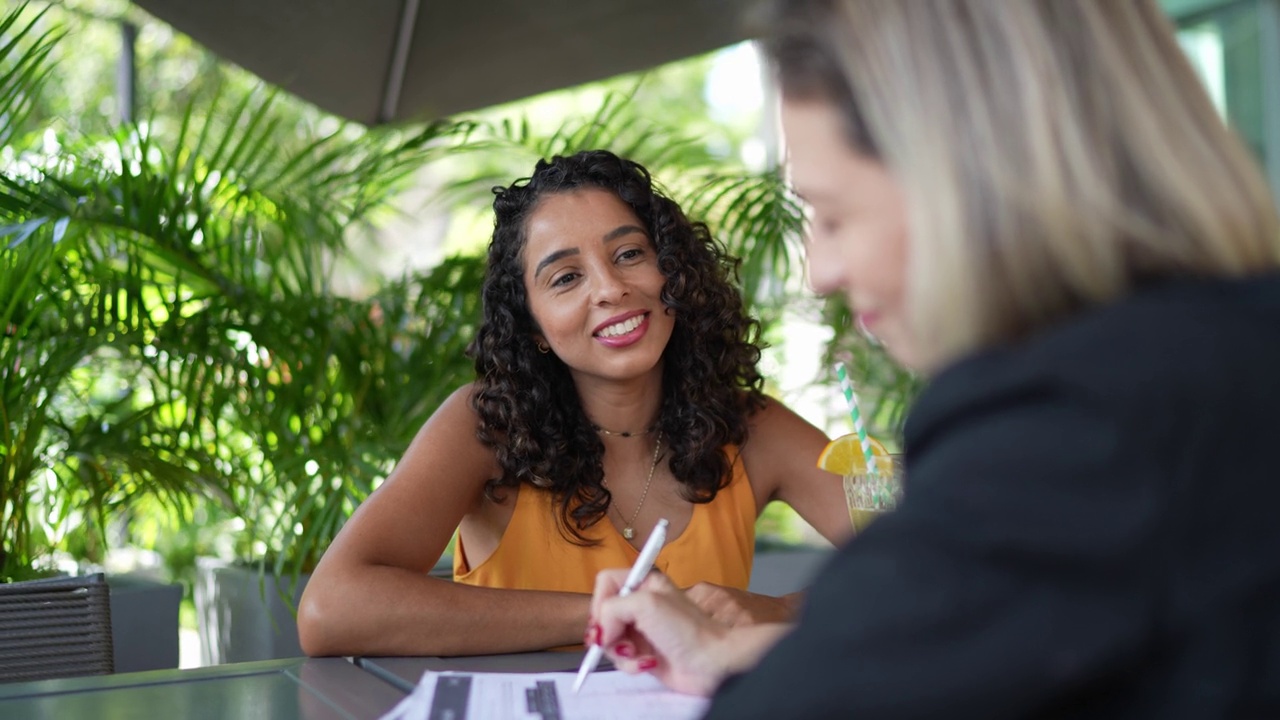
[0,657,405,720]
[356,651,607,693]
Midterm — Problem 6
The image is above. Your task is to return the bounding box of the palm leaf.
[432,87,719,211]
[679,169,806,329]
[0,3,60,147]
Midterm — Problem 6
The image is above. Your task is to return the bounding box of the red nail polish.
[637,657,659,671]
[613,642,634,658]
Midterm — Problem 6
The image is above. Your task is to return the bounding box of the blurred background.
[1,0,1271,670]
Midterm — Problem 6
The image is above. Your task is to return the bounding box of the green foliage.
[12,0,330,149]
[1,2,483,579]
[754,501,813,549]
[0,1,122,580]
[821,296,922,445]
[0,3,58,146]
[248,255,486,579]
[680,169,805,328]
[430,88,719,213]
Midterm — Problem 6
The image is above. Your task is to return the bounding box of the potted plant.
[1,3,202,671]
[193,255,485,663]
[3,2,475,664]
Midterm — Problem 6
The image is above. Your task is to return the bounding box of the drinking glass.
[843,453,904,534]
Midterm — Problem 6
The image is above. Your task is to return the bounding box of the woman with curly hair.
[297,149,852,656]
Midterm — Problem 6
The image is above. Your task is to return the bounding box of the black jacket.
[708,275,1280,719]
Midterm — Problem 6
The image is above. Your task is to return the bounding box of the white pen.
[571,518,669,694]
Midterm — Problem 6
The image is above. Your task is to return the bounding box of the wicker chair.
[0,573,115,683]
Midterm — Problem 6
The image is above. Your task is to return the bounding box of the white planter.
[193,559,310,665]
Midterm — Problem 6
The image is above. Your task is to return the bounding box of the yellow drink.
[842,454,902,535]
[848,506,882,534]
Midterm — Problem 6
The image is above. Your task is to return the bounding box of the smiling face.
[781,98,916,368]
[522,188,675,387]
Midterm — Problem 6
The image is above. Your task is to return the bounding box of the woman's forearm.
[298,564,591,656]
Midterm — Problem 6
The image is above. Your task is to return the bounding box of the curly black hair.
[468,149,767,544]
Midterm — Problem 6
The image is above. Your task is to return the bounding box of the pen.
[571,517,669,694]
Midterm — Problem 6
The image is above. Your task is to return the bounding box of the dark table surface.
[0,657,405,720]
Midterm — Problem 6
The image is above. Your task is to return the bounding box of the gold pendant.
[622,526,635,540]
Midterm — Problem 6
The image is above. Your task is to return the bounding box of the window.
[1163,0,1280,198]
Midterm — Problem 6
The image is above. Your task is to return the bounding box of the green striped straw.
[835,362,879,477]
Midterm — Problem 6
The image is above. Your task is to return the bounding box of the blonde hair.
[766,0,1280,370]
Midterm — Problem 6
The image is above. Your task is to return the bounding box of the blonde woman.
[589,0,1280,716]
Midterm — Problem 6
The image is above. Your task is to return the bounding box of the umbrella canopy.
[131,0,752,126]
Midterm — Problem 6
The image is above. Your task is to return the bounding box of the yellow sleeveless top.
[453,448,757,592]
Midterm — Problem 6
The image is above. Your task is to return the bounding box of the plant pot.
[193,558,310,665]
[106,573,183,673]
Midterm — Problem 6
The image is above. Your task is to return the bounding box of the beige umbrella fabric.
[131,0,751,126]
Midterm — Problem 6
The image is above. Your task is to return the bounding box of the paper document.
[379,670,709,720]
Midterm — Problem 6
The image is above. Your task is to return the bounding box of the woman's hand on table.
[683,582,799,626]
[589,570,791,696]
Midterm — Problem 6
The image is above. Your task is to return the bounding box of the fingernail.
[613,642,634,658]
[585,623,602,646]
[637,657,659,671]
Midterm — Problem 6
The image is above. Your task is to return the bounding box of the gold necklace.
[607,432,663,540]
[591,423,655,438]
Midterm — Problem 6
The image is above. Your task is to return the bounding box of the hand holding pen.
[573,518,669,693]
[582,518,783,698]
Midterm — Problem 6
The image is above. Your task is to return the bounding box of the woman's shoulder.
[742,395,809,442]
[738,396,828,476]
[445,380,482,404]
[421,382,484,431]
[407,382,499,478]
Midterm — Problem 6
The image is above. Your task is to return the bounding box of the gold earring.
[537,341,550,354]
